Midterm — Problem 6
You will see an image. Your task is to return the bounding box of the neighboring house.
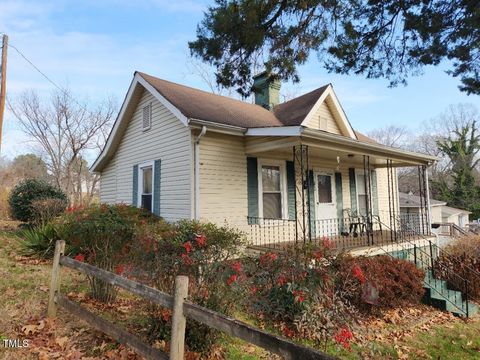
[91,71,437,250]
[399,192,471,233]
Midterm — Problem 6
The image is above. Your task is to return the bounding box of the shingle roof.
[138,72,283,128]
[138,72,376,143]
[273,85,329,126]
[441,206,471,216]
[399,192,446,208]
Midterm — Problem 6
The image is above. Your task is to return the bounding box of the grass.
[0,221,479,359]
[404,320,480,359]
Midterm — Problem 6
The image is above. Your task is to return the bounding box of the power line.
[8,43,66,93]
[7,41,106,116]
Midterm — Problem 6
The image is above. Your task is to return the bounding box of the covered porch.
[244,129,436,251]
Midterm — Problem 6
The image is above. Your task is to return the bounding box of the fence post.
[170,275,189,360]
[48,240,66,317]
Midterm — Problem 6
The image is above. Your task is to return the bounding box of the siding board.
[99,89,192,221]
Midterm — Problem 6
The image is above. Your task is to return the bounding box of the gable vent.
[142,103,152,130]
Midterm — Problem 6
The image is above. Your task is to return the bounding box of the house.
[91,71,438,250]
[399,192,471,235]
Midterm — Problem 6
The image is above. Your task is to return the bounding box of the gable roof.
[273,85,329,126]
[139,72,283,128]
[139,72,362,139]
[399,192,447,208]
[91,72,394,172]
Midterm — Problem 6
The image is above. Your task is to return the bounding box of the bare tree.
[397,104,480,196]
[9,88,116,205]
[367,125,410,148]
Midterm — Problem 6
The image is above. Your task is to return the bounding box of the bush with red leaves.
[336,255,425,312]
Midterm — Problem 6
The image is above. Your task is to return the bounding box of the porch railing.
[246,214,431,251]
[246,217,296,249]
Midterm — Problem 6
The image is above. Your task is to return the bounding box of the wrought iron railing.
[246,217,296,249]
[247,215,429,251]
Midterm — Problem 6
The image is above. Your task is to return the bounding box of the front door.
[315,172,337,220]
[314,172,337,237]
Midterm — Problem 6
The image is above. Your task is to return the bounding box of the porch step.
[389,248,478,317]
[422,270,478,317]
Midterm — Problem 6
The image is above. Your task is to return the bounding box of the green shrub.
[433,236,480,301]
[135,220,245,354]
[19,222,61,258]
[336,255,425,312]
[58,203,161,302]
[8,178,67,223]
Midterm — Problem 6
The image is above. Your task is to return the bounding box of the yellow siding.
[304,101,342,134]
[199,132,248,230]
[199,134,400,245]
[99,89,192,221]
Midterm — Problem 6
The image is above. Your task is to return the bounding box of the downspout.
[194,126,207,220]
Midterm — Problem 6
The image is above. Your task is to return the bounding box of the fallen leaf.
[55,336,69,349]
[22,324,38,335]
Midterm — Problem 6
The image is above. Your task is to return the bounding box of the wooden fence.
[48,240,335,360]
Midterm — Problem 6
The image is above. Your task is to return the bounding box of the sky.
[1,0,479,160]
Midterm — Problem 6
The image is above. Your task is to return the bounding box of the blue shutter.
[335,172,344,232]
[308,170,316,238]
[371,170,379,215]
[153,160,161,216]
[349,168,357,215]
[247,157,259,224]
[286,161,296,220]
[132,165,138,207]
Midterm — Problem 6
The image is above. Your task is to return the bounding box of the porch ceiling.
[245,132,437,168]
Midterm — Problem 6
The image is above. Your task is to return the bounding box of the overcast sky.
[1,0,479,160]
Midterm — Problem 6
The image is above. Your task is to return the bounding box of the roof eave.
[188,118,246,136]
[301,128,438,165]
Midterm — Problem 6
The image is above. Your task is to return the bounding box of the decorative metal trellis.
[363,155,374,245]
[293,144,310,244]
[417,165,430,235]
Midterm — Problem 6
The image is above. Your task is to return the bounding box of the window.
[142,103,152,130]
[356,172,368,215]
[317,174,333,203]
[258,160,286,219]
[140,164,153,212]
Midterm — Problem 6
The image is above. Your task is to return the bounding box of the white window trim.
[257,159,288,219]
[313,169,336,206]
[137,160,155,210]
[142,103,152,131]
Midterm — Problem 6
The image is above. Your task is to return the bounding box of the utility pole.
[0,34,8,155]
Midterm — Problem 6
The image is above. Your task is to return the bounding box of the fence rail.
[48,240,334,360]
